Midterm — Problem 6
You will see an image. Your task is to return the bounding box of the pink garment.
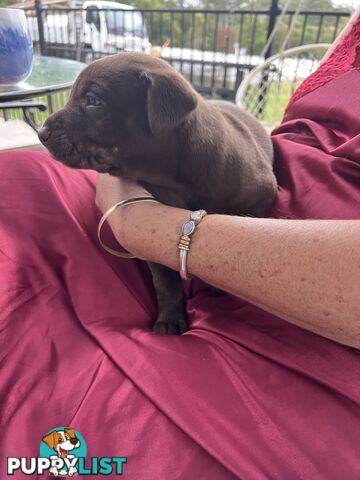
[1,49,360,480]
[285,12,360,114]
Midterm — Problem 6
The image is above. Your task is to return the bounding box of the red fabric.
[1,65,360,480]
[285,14,360,115]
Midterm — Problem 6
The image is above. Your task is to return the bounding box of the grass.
[242,81,301,126]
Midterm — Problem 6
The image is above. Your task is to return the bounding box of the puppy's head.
[39,53,198,174]
[42,429,80,457]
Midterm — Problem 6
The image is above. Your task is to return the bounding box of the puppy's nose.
[38,125,51,143]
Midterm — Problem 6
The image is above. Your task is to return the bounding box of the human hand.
[95,173,151,214]
[95,173,164,258]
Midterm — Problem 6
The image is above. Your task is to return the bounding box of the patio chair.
[0,100,47,131]
[236,43,331,127]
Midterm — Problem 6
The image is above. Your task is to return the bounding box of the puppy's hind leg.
[149,263,188,335]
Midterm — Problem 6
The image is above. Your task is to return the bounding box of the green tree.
[126,0,351,53]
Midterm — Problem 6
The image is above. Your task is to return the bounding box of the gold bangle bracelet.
[178,209,207,280]
[97,196,160,258]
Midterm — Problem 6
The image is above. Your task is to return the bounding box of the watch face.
[182,220,196,236]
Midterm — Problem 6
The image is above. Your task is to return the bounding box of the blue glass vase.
[0,8,33,85]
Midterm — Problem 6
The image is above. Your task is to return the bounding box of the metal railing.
[3,3,348,126]
[23,1,350,100]
[23,2,350,100]
[2,4,350,126]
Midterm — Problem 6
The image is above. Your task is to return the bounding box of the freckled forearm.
[190,216,360,347]
[111,204,360,348]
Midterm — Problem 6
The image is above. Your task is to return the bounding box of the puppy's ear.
[141,71,198,136]
[42,432,57,450]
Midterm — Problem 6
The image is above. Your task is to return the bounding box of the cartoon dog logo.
[42,428,80,477]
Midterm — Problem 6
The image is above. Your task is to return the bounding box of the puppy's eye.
[85,94,103,107]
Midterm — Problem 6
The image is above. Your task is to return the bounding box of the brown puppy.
[38,52,277,335]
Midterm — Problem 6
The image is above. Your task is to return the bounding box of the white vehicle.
[27,1,151,60]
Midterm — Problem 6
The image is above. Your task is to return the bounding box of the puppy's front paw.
[153,312,188,335]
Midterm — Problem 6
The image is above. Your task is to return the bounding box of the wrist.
[178,209,208,280]
[112,202,189,264]
[98,196,159,258]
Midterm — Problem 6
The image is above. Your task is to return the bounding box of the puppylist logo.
[7,427,127,477]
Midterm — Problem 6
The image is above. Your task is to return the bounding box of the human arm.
[96,174,360,348]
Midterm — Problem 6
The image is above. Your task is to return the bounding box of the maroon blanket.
[1,65,360,480]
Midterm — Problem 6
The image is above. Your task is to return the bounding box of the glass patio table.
[0,56,85,102]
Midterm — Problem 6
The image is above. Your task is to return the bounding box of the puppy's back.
[210,100,273,164]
